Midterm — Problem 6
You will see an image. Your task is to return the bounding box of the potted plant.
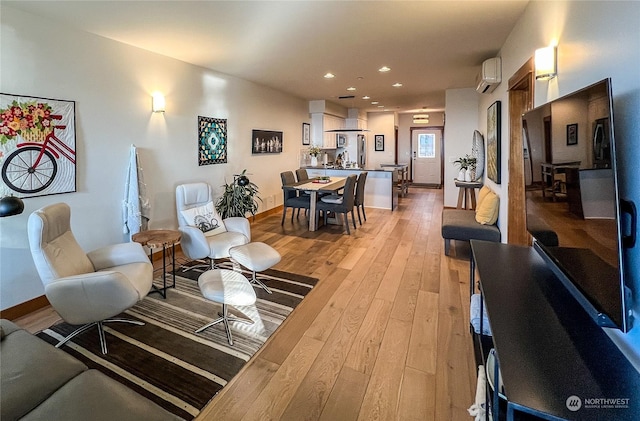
[215,169,262,219]
[308,145,321,166]
[454,154,477,181]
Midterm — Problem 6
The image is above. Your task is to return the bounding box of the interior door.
[412,128,442,184]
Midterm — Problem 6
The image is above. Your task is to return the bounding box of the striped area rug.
[37,260,318,420]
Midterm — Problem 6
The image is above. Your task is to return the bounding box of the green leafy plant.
[215,169,262,219]
[453,154,477,170]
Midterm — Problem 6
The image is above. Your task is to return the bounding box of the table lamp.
[0,195,25,217]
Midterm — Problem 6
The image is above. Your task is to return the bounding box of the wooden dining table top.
[287,176,347,192]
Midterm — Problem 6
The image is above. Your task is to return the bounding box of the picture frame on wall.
[374,134,385,151]
[486,100,501,184]
[198,116,227,166]
[252,129,283,154]
[566,123,578,145]
[0,93,77,198]
[302,122,310,145]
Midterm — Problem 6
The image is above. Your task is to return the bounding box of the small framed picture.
[567,123,578,145]
[252,129,283,154]
[374,134,385,151]
[302,122,310,145]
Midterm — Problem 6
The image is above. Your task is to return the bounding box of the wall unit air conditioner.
[476,57,502,94]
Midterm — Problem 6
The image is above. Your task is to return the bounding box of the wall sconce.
[535,46,557,80]
[152,92,165,113]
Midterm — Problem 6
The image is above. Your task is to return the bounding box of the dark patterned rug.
[37,260,317,420]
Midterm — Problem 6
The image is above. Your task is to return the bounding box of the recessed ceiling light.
[324,73,335,79]
[362,95,370,100]
[392,82,403,87]
[347,86,356,91]
[371,101,379,105]
[379,66,391,72]
[378,105,385,108]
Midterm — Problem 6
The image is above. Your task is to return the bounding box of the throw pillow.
[475,189,499,225]
[180,202,227,236]
[477,185,492,209]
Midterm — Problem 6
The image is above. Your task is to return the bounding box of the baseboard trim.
[252,206,283,221]
[1,295,50,321]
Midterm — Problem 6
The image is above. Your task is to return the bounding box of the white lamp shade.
[535,46,557,80]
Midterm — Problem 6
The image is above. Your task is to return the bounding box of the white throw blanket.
[467,365,487,420]
[122,144,150,239]
[470,293,492,336]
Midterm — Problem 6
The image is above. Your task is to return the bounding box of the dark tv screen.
[523,78,632,331]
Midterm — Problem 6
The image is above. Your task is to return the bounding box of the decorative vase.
[310,155,318,167]
[458,170,466,181]
[465,168,472,182]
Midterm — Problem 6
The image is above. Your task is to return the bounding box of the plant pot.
[310,156,318,166]
[458,170,466,181]
[465,168,472,182]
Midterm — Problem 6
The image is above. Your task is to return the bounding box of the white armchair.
[27,203,153,354]
[176,182,250,267]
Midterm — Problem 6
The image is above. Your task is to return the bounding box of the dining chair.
[295,168,309,183]
[354,171,368,225]
[316,174,358,234]
[280,171,311,225]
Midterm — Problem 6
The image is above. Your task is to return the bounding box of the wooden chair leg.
[351,210,357,229]
[357,207,362,225]
[362,206,367,221]
[344,212,350,235]
[281,207,287,225]
[444,239,451,256]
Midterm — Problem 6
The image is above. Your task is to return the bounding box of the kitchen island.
[303,167,399,210]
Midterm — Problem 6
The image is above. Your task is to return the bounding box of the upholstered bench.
[442,185,501,256]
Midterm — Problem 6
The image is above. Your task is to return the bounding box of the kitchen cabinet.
[311,113,345,148]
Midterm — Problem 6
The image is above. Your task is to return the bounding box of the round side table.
[455,179,483,210]
[132,229,181,298]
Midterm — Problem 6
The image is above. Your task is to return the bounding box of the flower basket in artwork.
[0,100,55,145]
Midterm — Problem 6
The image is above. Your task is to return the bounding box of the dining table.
[287,176,347,231]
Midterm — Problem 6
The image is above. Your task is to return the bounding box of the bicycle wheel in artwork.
[0,94,76,198]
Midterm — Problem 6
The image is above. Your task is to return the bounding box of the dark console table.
[470,240,640,420]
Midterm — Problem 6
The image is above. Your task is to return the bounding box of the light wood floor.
[15,188,477,421]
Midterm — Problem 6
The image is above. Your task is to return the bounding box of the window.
[418,133,435,158]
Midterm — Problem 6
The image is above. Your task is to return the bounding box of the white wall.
[471,0,640,366]
[366,112,396,168]
[443,89,480,210]
[0,6,309,310]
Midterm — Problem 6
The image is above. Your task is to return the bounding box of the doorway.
[411,127,443,186]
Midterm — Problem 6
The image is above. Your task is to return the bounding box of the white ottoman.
[196,269,257,345]
[229,242,281,294]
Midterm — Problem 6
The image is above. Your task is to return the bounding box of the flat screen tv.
[523,78,634,332]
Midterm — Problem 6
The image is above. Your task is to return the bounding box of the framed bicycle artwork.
[0,94,76,198]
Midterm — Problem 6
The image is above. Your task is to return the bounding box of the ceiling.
[5,0,529,114]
